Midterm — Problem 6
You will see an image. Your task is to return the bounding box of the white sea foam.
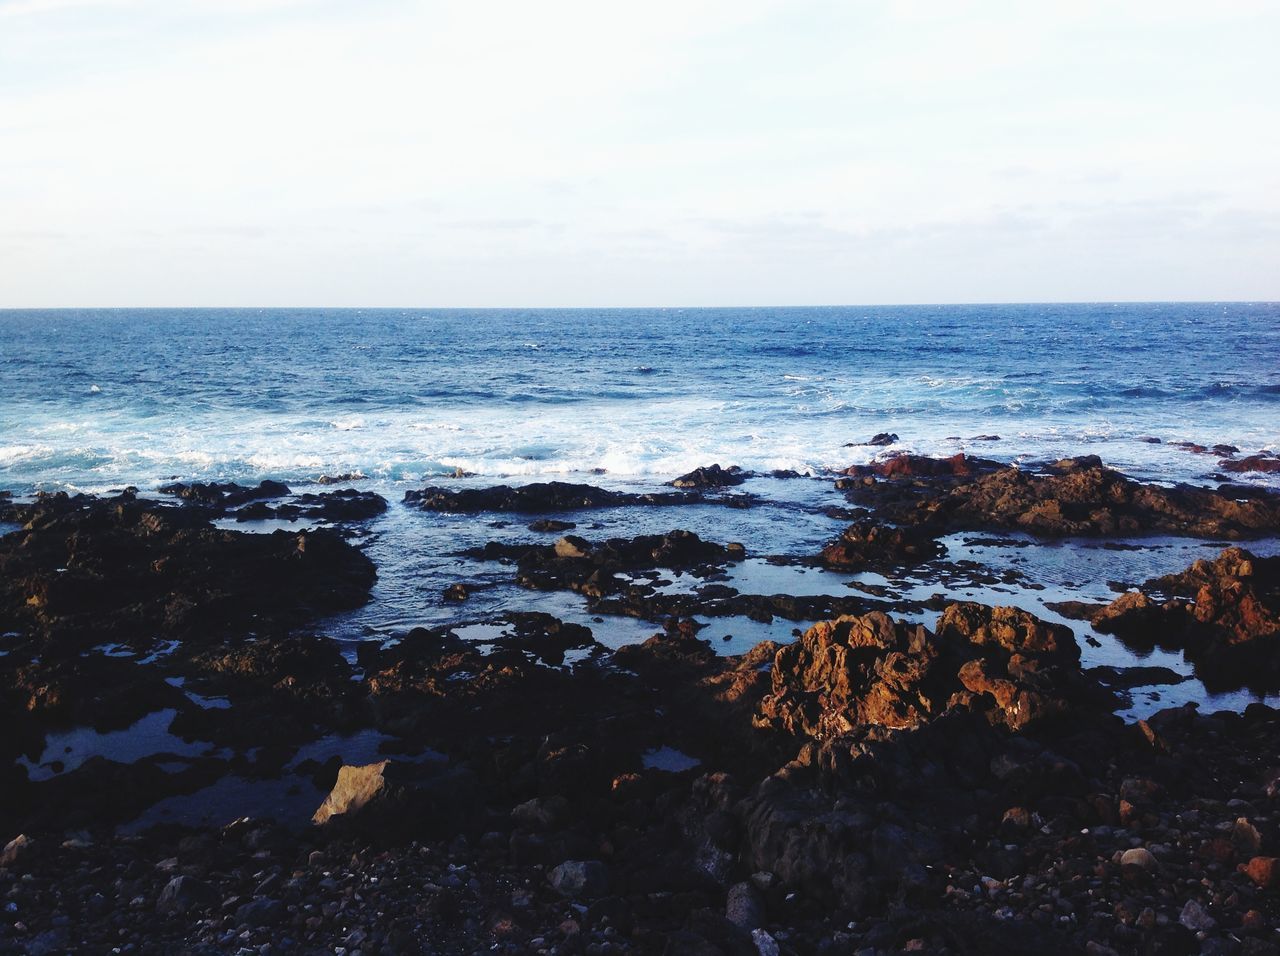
[1,382,1277,495]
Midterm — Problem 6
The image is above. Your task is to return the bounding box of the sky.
[1,0,1277,307]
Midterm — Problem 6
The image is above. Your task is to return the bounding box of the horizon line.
[1,298,1278,313]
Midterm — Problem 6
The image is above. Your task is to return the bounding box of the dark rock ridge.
[157,480,387,522]
[839,452,1001,480]
[839,454,1280,538]
[232,488,388,523]
[403,480,703,512]
[0,492,375,651]
[158,479,291,508]
[819,519,944,570]
[757,604,1096,736]
[668,464,749,488]
[1091,547,1280,689]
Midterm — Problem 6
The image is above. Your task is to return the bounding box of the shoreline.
[2,454,1279,953]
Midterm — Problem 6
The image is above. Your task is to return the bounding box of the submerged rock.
[403,480,701,512]
[232,488,388,523]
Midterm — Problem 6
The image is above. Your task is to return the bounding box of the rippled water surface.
[2,303,1277,492]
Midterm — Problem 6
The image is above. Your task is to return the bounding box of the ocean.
[2,302,1278,494]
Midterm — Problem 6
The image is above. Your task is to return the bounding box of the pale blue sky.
[1,0,1277,306]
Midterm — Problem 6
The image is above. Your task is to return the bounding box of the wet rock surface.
[0,490,381,836]
[403,481,706,512]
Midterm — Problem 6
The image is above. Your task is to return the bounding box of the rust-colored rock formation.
[1093,548,1280,687]
[840,455,1280,538]
[756,604,1091,737]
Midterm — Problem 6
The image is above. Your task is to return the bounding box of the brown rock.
[1243,856,1279,889]
[757,604,1091,736]
[819,519,942,570]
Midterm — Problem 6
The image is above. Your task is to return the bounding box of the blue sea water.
[1,302,1278,493]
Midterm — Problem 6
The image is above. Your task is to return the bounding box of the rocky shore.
[2,456,1279,955]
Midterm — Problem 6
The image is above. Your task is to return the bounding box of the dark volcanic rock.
[470,529,740,596]
[403,481,701,512]
[669,464,749,489]
[845,432,900,447]
[0,491,378,830]
[233,488,388,523]
[819,519,943,570]
[158,479,290,509]
[0,493,376,651]
[527,518,576,532]
[840,455,1280,538]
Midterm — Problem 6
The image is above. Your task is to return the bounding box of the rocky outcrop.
[757,605,1091,737]
[158,480,290,508]
[668,464,749,488]
[841,455,1280,538]
[819,519,943,570]
[1219,453,1280,474]
[232,488,388,522]
[1092,548,1280,688]
[849,432,901,447]
[311,759,480,839]
[0,492,376,652]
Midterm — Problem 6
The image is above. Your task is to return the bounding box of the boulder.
[1219,454,1280,474]
[156,875,218,914]
[549,860,609,899]
[669,464,749,489]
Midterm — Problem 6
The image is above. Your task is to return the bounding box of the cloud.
[0,0,1277,305]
